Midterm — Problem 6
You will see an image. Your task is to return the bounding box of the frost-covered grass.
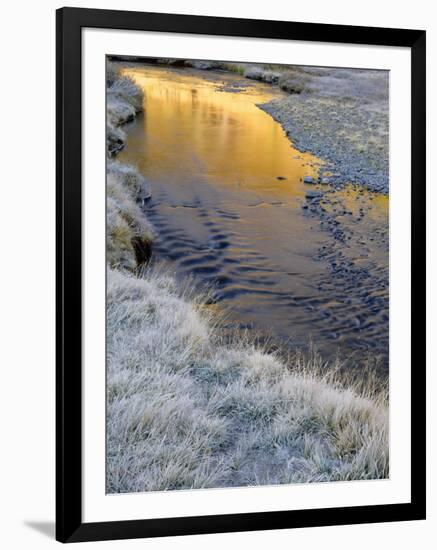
[107,267,389,493]
[106,63,154,269]
[136,57,314,93]
[107,161,154,270]
[106,61,144,156]
[116,57,389,102]
[231,63,387,99]
[241,65,312,93]
[106,60,121,86]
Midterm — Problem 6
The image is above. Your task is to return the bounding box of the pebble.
[306,190,323,200]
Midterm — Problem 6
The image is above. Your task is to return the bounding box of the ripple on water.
[118,65,389,371]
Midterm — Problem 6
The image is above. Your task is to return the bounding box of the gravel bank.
[259,68,389,194]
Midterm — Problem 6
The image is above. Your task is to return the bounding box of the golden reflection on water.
[119,66,320,198]
[332,185,389,219]
[115,64,389,362]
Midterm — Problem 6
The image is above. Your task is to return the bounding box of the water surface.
[118,65,389,368]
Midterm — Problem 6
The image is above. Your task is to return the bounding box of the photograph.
[0,1,430,546]
[106,55,390,494]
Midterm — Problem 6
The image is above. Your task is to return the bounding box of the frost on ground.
[107,64,144,156]
[105,60,389,493]
[107,267,388,493]
[107,161,154,270]
[106,62,154,269]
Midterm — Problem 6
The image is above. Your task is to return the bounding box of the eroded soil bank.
[118,64,389,371]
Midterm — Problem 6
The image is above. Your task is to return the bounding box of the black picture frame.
[56,6,426,543]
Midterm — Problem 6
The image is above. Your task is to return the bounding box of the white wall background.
[0,0,434,548]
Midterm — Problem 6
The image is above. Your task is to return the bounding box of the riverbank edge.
[106,62,389,493]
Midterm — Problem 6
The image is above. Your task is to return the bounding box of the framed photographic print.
[56,7,426,543]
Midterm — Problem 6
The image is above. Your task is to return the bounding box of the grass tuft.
[106,62,144,156]
[107,161,154,270]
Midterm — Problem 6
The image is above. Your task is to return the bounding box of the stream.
[118,65,389,371]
